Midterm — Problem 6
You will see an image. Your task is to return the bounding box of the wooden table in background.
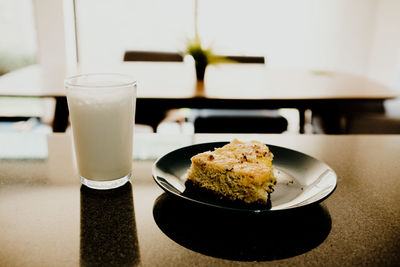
[0,63,397,133]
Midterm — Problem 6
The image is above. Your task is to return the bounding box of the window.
[0,0,37,75]
[73,0,398,80]
[75,0,194,65]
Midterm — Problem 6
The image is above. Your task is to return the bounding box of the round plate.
[152,142,337,212]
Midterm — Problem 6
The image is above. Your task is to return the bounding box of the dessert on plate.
[185,139,276,206]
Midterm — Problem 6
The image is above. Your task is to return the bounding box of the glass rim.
[64,73,136,89]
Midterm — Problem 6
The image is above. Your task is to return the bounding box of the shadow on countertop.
[80,182,140,267]
[153,193,331,261]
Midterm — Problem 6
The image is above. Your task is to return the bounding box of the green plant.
[185,38,231,81]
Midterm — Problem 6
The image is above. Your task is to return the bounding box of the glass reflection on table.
[80,182,140,266]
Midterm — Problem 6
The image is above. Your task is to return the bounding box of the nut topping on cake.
[185,139,276,205]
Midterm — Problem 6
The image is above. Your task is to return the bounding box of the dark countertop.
[0,133,399,266]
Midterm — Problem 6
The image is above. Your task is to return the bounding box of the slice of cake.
[185,139,276,206]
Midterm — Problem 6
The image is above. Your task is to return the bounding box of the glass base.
[80,173,131,190]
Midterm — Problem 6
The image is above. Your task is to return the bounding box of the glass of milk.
[65,73,136,190]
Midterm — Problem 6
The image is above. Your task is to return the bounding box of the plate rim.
[152,141,337,213]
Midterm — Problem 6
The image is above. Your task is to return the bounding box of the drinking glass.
[65,73,136,189]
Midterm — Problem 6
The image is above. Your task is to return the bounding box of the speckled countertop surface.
[0,133,399,266]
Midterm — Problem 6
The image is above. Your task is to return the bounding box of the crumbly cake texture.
[185,139,276,205]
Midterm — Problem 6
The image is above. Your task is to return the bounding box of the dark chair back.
[123,51,183,62]
[189,109,288,134]
[224,55,265,64]
[123,51,265,63]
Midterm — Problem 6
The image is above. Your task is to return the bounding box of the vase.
[195,62,207,81]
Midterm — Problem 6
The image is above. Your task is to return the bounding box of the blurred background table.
[0,132,399,266]
[0,63,397,133]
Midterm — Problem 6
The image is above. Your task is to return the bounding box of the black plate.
[152,142,337,212]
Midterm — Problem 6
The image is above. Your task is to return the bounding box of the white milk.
[67,87,135,181]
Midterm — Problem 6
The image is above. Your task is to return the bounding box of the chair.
[188,109,288,133]
[311,98,400,134]
[221,55,265,64]
[123,51,183,62]
[345,98,400,134]
[123,51,264,63]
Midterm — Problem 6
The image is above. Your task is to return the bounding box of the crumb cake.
[185,139,276,205]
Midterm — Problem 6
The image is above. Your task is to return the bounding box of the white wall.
[367,0,400,89]
[75,0,194,66]
[199,0,378,75]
